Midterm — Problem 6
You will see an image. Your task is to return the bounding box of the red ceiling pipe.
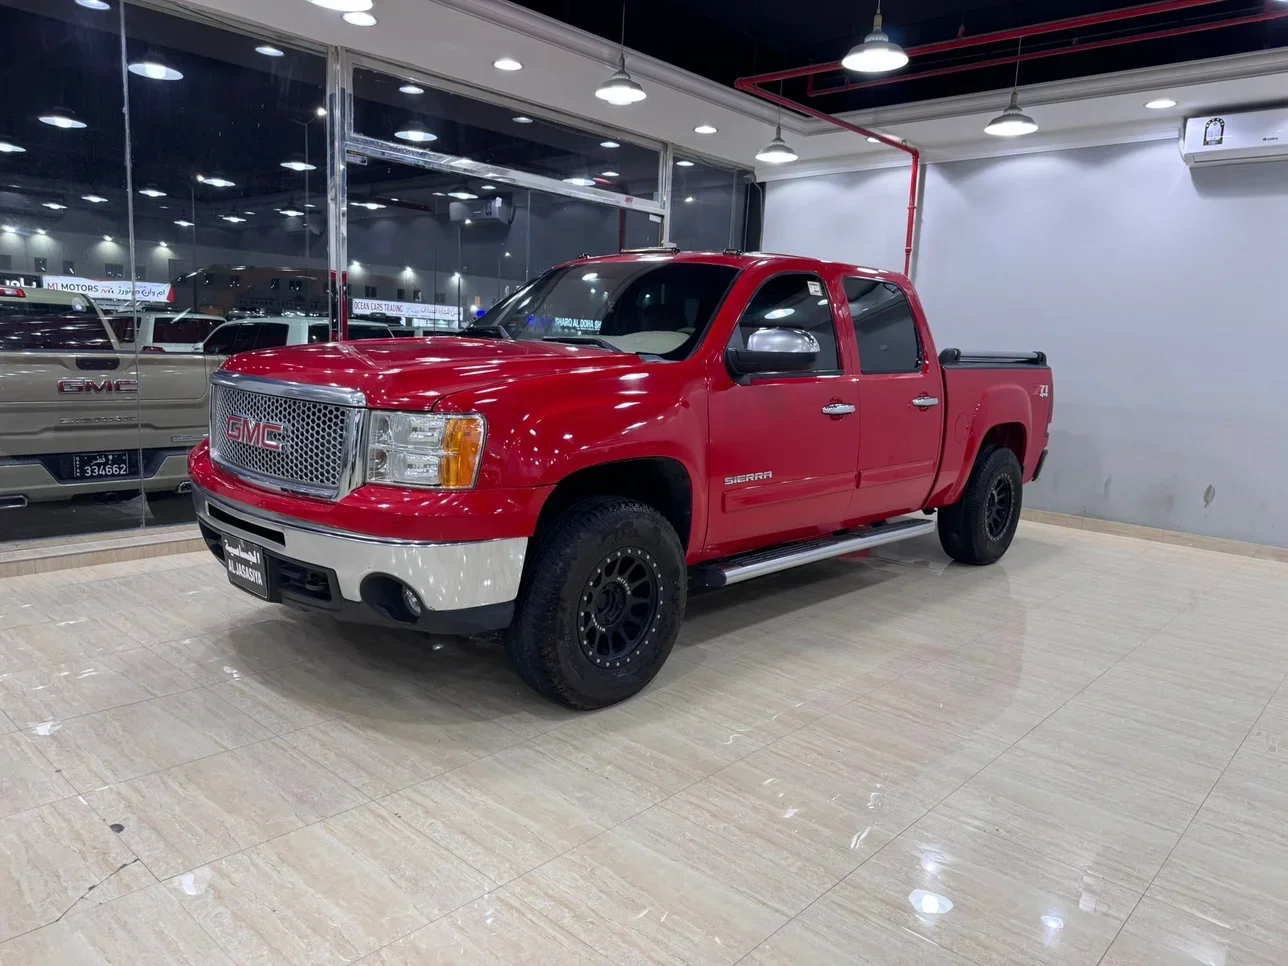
[734,78,921,277]
[743,0,1232,87]
[816,7,1288,96]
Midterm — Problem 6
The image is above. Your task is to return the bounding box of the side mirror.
[726,327,820,377]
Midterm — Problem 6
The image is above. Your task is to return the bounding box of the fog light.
[401,587,423,617]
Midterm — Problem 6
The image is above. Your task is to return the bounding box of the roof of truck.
[571,248,904,281]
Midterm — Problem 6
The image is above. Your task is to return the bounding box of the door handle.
[912,396,940,410]
[821,402,856,416]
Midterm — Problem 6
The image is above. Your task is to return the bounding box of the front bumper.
[193,485,526,634]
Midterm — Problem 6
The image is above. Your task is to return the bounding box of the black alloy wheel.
[577,547,661,668]
[984,475,1015,541]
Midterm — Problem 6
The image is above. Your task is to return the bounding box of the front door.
[706,272,860,558]
[844,277,945,521]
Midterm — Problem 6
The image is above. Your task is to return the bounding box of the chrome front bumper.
[193,486,527,612]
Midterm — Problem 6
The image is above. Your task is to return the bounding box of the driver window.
[731,273,840,372]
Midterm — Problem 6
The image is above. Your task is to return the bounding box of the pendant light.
[842,2,909,74]
[395,119,437,143]
[596,4,647,106]
[39,107,87,130]
[127,51,183,81]
[984,40,1038,137]
[755,84,798,164]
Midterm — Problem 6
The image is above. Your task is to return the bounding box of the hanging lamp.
[842,2,909,74]
[596,4,647,105]
[985,39,1039,136]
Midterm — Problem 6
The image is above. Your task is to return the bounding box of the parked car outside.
[107,310,225,353]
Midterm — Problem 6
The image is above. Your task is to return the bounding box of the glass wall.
[0,3,755,544]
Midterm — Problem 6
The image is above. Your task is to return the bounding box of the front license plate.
[71,451,131,480]
[223,534,270,599]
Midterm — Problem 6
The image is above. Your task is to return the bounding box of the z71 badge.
[725,471,773,486]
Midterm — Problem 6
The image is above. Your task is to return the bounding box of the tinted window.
[731,273,840,372]
[108,316,136,342]
[153,316,221,345]
[248,323,290,350]
[308,323,331,344]
[349,323,392,341]
[203,324,240,355]
[0,316,112,352]
[471,262,739,359]
[844,278,921,375]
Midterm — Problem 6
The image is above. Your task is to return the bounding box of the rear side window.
[348,323,392,341]
[108,316,136,342]
[153,316,220,345]
[0,316,113,351]
[247,323,289,350]
[308,323,331,344]
[844,277,922,375]
[203,324,240,355]
[730,273,840,372]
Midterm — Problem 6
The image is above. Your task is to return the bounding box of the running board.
[690,517,936,590]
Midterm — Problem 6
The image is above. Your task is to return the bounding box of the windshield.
[468,260,739,359]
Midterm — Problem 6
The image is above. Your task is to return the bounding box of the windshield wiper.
[461,324,512,339]
[540,336,625,353]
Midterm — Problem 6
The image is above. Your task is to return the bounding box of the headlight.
[366,412,486,489]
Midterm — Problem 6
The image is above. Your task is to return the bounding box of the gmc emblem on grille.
[58,378,139,394]
[226,414,286,452]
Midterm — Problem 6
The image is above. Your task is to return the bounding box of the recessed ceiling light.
[676,159,694,167]
[256,45,285,57]
[35,227,46,235]
[342,11,377,26]
[1145,97,1177,110]
[306,0,372,10]
[395,120,437,143]
[102,235,114,241]
[684,196,695,203]
[432,191,446,196]
[694,124,717,134]
[562,177,596,187]
[243,211,255,215]
[303,202,317,207]
[82,194,108,203]
[512,116,534,124]
[0,141,24,153]
[39,108,86,130]
[280,209,304,217]
[481,184,497,190]
[1,225,15,233]
[174,219,193,227]
[351,201,386,209]
[139,185,167,197]
[127,54,183,81]
[42,202,67,210]
[867,136,880,143]
[221,215,246,223]
[76,0,111,9]
[281,157,316,171]
[447,190,478,200]
[464,218,473,225]
[600,140,620,148]
[600,170,619,177]
[493,57,523,71]
[400,84,425,95]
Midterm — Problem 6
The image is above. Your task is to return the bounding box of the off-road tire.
[504,497,687,709]
[937,445,1023,565]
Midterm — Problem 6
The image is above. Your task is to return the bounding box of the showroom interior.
[3,0,1288,962]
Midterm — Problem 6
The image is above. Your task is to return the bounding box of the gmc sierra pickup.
[189,251,1053,709]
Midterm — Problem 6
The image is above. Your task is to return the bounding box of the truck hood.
[220,336,645,409]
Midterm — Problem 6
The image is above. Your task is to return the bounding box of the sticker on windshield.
[807,281,823,297]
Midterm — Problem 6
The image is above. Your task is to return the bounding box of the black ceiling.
[516,0,1288,110]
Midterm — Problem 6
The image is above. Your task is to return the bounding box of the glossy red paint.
[196,251,1053,563]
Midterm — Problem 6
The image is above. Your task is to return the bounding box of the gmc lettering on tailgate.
[58,378,138,394]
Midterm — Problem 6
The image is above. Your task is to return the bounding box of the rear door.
[844,277,946,520]
[706,271,861,556]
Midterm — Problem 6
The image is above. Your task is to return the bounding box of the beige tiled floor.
[0,522,1286,965]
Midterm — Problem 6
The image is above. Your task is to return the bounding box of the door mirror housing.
[726,327,820,377]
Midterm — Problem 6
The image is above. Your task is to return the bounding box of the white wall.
[764,140,1288,548]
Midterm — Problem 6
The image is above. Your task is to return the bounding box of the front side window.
[248,323,290,350]
[349,323,393,341]
[730,273,840,373]
[152,315,221,345]
[844,277,921,374]
[203,324,241,355]
[468,261,739,359]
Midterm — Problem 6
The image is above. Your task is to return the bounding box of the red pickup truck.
[189,251,1052,709]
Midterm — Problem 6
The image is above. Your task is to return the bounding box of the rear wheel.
[937,445,1023,565]
[504,497,687,709]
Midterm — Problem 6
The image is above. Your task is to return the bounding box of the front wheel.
[504,497,687,709]
[937,445,1023,565]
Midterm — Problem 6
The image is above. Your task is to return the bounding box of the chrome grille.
[210,378,362,499]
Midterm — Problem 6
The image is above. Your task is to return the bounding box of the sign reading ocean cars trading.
[351,298,461,322]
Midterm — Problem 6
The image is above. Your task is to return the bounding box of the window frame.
[729,271,844,378]
[843,276,925,376]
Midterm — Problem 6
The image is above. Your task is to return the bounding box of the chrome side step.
[690,517,937,590]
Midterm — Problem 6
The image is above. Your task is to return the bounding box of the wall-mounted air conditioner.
[1181,107,1288,167]
[448,197,510,223]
